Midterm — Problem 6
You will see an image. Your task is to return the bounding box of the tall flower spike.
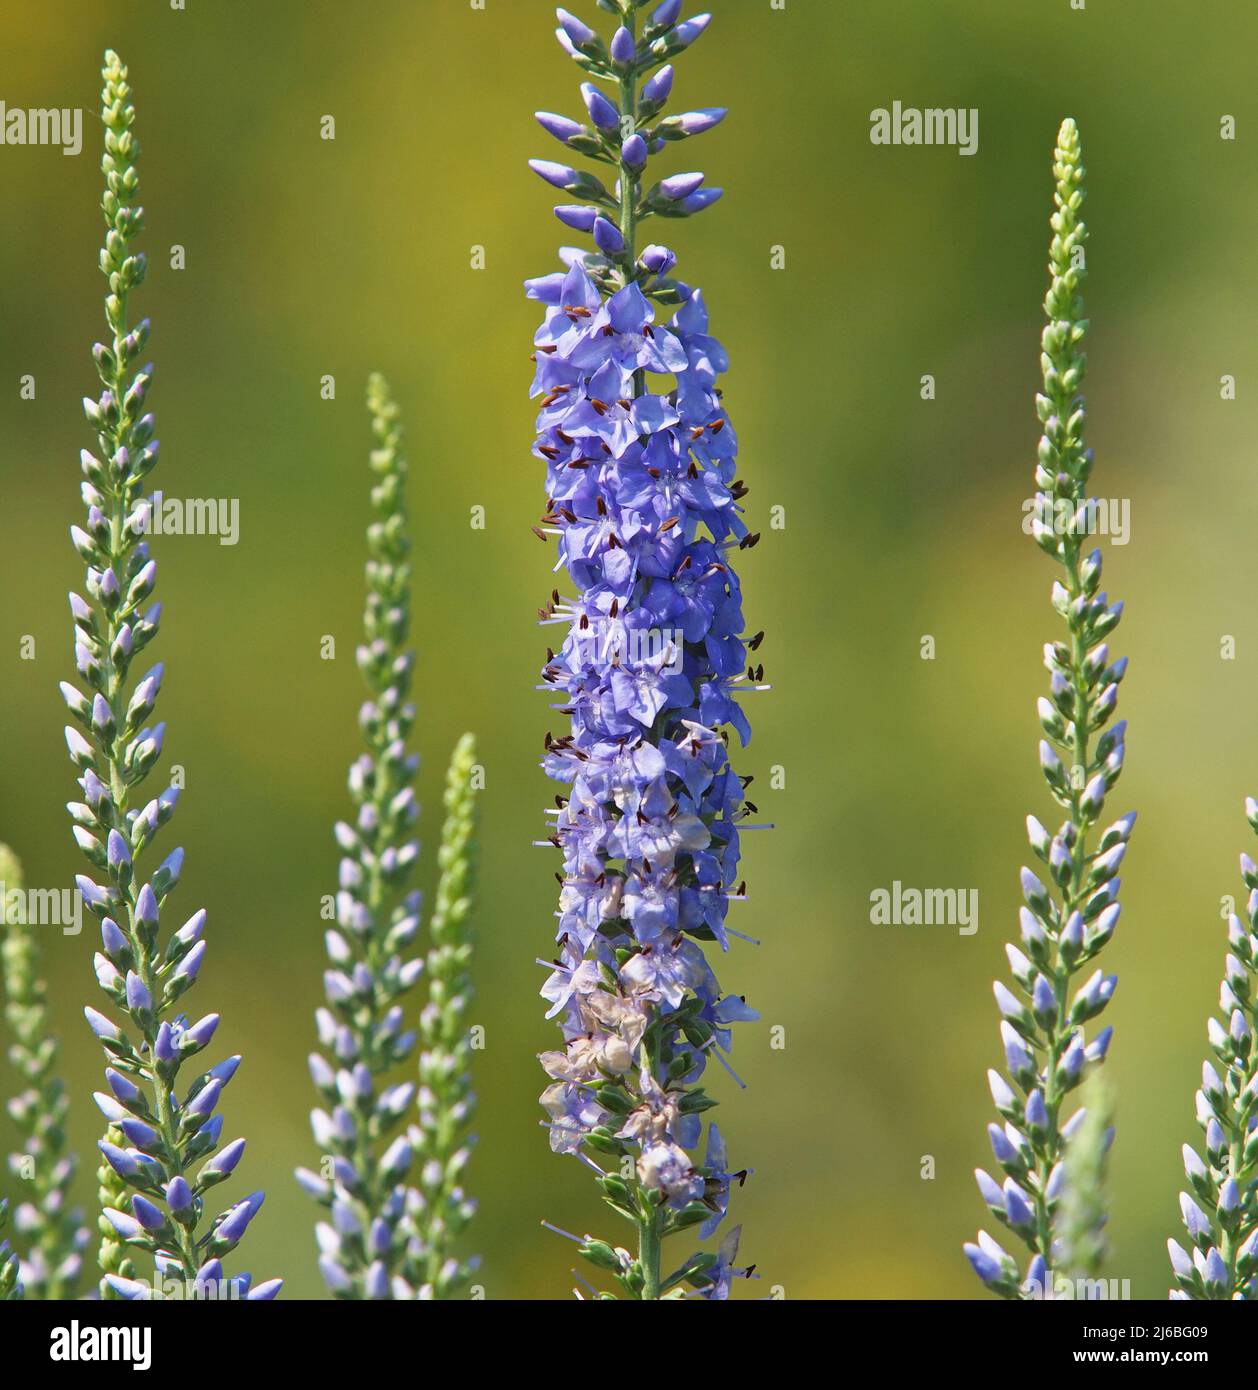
[299,373,427,1299]
[965,119,1132,1301]
[1168,799,1258,1300]
[528,2,760,1300]
[397,732,481,1299]
[69,51,277,1301]
[0,843,88,1298]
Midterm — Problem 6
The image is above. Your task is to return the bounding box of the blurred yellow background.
[2,0,1257,1298]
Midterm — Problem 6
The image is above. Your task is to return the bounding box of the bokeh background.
[1,0,1256,1300]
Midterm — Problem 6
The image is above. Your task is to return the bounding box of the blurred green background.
[1,0,1256,1299]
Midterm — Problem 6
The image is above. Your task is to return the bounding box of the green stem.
[617,32,637,267]
[638,1208,661,1301]
[1221,1134,1242,1297]
[1037,536,1091,1272]
[615,15,662,1304]
[1025,128,1095,1282]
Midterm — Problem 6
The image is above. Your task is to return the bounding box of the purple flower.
[964,1242,1003,1287]
[214,1192,264,1247]
[580,82,619,132]
[610,26,636,66]
[673,14,712,49]
[131,1195,167,1232]
[642,65,674,107]
[527,2,756,1301]
[592,215,625,256]
[660,171,705,201]
[530,158,582,191]
[554,203,598,232]
[677,108,726,135]
[536,111,584,145]
[622,133,648,168]
[556,8,596,49]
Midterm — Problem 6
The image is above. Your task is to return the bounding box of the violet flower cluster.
[1168,804,1258,1299]
[67,51,277,1301]
[528,1,761,1300]
[965,119,1131,1300]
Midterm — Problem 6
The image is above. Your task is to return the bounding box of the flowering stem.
[1169,809,1258,1299]
[299,373,432,1301]
[966,119,1130,1300]
[71,50,275,1302]
[411,732,481,1298]
[530,2,755,1303]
